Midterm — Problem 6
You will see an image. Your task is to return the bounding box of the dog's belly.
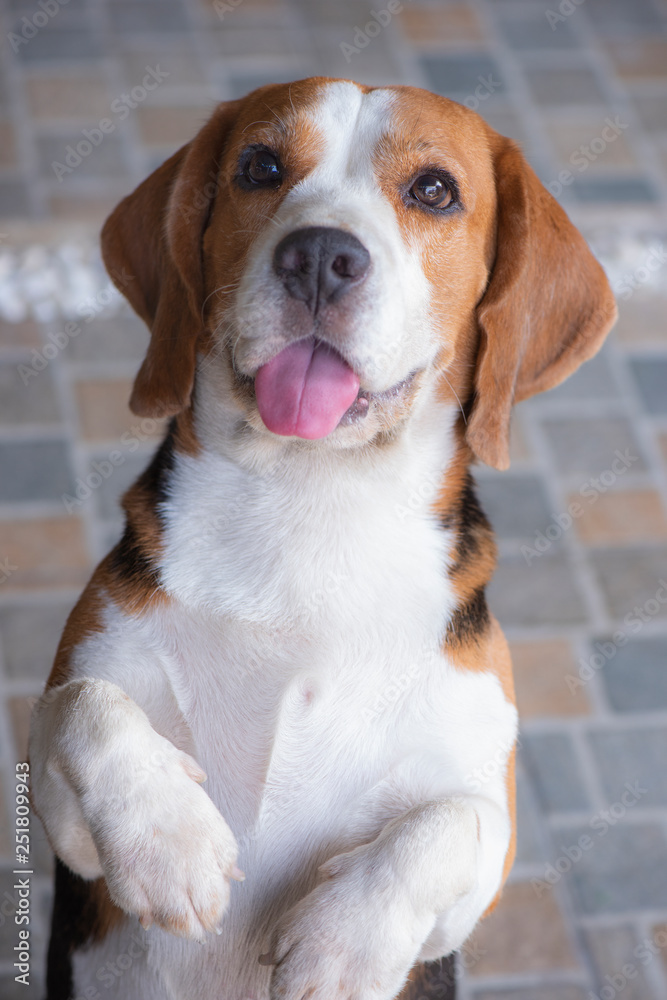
[70,605,515,999]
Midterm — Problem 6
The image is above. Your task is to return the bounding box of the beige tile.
[48,194,117,227]
[615,295,667,346]
[25,75,111,120]
[545,119,638,170]
[0,121,17,169]
[605,40,667,80]
[573,489,667,545]
[509,415,533,464]
[510,639,590,717]
[74,378,134,441]
[0,518,90,590]
[136,106,209,146]
[0,319,42,353]
[653,923,667,979]
[398,5,484,46]
[467,881,580,976]
[658,433,667,467]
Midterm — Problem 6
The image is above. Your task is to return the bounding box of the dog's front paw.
[86,738,242,941]
[264,846,434,1000]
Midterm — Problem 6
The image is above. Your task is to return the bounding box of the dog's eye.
[244,150,282,186]
[410,174,453,209]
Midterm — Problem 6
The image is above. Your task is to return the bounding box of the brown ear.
[101,102,239,418]
[466,136,617,470]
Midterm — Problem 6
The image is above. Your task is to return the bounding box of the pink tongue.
[255,338,360,439]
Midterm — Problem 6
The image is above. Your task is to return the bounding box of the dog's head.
[102,78,616,468]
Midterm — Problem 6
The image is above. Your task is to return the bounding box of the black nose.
[273,226,371,312]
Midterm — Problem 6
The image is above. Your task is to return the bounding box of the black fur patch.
[441,472,492,575]
[46,862,102,999]
[398,955,458,999]
[108,421,177,593]
[445,587,490,646]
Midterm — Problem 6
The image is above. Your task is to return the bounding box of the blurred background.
[1,0,667,997]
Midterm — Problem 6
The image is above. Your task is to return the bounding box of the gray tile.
[0,179,31,218]
[541,417,647,476]
[514,758,545,864]
[0,362,61,426]
[108,1,189,32]
[0,440,74,503]
[475,473,552,542]
[0,599,73,681]
[420,53,506,102]
[583,925,657,1000]
[572,177,658,204]
[585,0,665,31]
[632,94,667,133]
[0,973,45,1000]
[589,546,667,621]
[542,349,620,402]
[227,68,313,101]
[37,133,129,183]
[473,990,588,1000]
[521,734,590,813]
[601,636,667,712]
[629,357,667,415]
[588,728,667,807]
[16,27,103,62]
[488,552,588,627]
[555,821,667,915]
[93,451,148,521]
[496,14,580,51]
[523,66,606,106]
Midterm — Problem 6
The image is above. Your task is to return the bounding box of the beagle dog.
[30,78,616,1000]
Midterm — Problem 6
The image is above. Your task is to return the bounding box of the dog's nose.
[273,226,370,311]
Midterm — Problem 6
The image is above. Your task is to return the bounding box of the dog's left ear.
[101,101,239,418]
[466,136,617,470]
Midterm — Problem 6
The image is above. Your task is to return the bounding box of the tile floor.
[0,0,667,997]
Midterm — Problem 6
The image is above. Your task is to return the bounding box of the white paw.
[264,846,434,1000]
[84,737,242,941]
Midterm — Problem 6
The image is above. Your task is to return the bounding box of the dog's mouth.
[252,337,415,439]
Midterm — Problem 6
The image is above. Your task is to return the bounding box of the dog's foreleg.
[266,795,508,1000]
[30,678,241,940]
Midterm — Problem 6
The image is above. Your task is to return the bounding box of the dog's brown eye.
[411,175,453,208]
[245,150,281,185]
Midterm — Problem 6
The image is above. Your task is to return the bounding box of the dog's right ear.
[101,101,239,418]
